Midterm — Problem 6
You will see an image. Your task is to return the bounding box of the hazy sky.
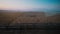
[0,0,59,11]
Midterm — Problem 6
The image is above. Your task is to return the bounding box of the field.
[0,10,60,25]
[0,10,60,34]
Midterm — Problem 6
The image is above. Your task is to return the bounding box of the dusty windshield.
[0,0,60,34]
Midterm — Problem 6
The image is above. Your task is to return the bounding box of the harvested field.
[0,11,60,25]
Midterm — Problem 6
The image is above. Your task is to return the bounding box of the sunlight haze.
[0,0,59,11]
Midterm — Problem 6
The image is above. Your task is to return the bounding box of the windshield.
[0,0,60,34]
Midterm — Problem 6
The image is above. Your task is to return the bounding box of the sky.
[0,0,59,11]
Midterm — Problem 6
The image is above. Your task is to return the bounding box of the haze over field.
[0,0,60,24]
[0,0,60,16]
